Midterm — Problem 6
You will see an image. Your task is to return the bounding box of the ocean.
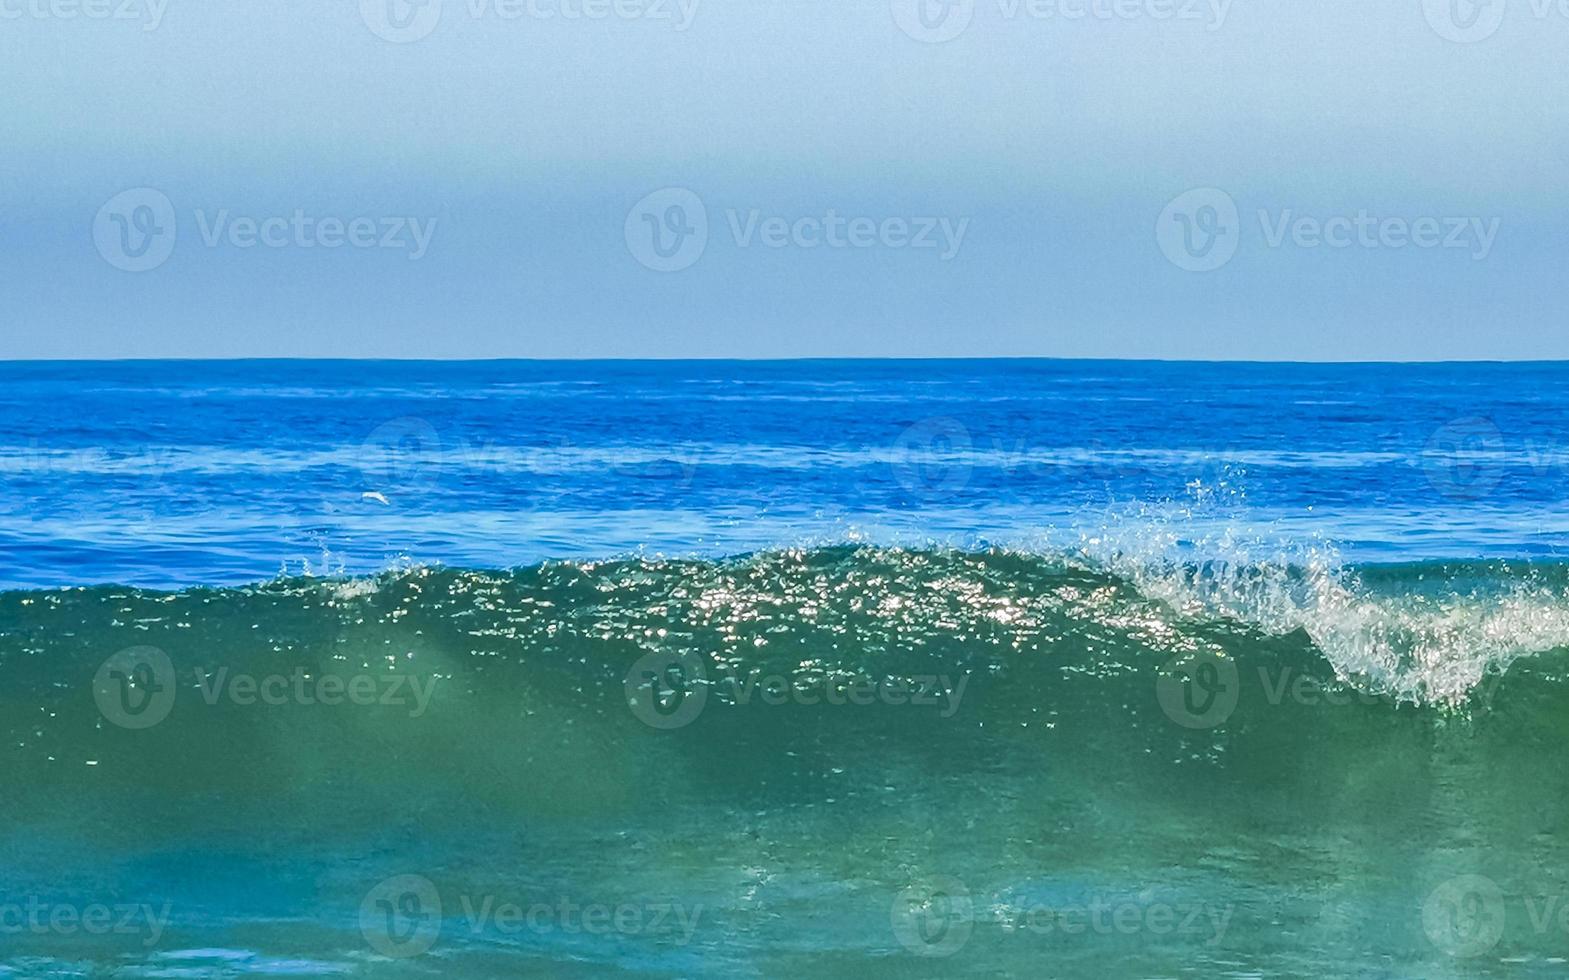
[2,359,1568,977]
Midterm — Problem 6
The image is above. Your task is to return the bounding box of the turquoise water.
[3,361,1569,976]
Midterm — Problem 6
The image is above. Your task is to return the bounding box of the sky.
[0,0,1564,360]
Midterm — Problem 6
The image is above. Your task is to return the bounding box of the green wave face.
[6,548,1569,976]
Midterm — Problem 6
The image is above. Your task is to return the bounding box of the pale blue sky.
[1,0,1563,359]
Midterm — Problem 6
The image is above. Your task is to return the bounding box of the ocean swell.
[4,546,1569,804]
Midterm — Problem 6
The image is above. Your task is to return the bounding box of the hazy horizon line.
[4,356,1566,366]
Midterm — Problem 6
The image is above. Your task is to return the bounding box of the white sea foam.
[1072,478,1569,705]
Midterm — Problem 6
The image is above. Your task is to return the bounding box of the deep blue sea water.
[5,360,1569,978]
[3,359,1567,589]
